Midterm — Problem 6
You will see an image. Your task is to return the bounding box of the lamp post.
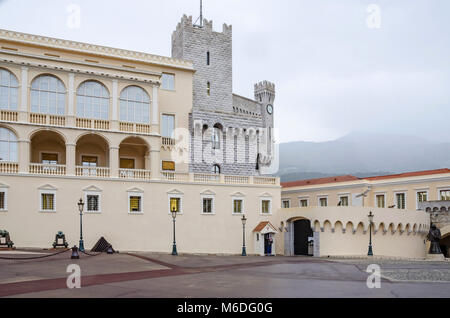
[368,211,374,256]
[77,198,85,253]
[171,206,178,256]
[241,215,247,256]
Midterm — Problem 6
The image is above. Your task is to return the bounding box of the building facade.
[172,15,276,176]
[0,17,281,255]
[278,169,450,258]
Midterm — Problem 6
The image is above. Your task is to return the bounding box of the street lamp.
[241,215,247,256]
[171,206,178,256]
[368,211,374,256]
[77,198,85,252]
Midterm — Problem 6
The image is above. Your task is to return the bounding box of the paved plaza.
[0,249,449,298]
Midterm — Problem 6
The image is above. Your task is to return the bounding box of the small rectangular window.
[0,192,5,210]
[233,199,243,214]
[86,195,99,212]
[376,195,385,208]
[203,198,213,214]
[339,196,349,206]
[417,192,428,203]
[120,158,135,169]
[300,199,308,207]
[130,196,142,213]
[162,161,176,171]
[207,51,210,65]
[161,73,175,91]
[161,114,175,138]
[170,197,181,213]
[319,198,328,207]
[396,193,406,209]
[207,82,211,96]
[42,153,58,165]
[261,200,271,214]
[41,193,55,211]
[440,190,450,201]
[282,200,290,209]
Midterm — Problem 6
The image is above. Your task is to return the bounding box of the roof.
[281,168,450,188]
[281,175,360,188]
[253,221,277,233]
[364,168,450,181]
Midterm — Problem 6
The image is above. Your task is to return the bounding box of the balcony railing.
[29,163,66,175]
[76,166,110,178]
[119,169,151,180]
[194,173,220,183]
[161,172,190,182]
[29,113,66,126]
[0,110,18,122]
[225,175,250,184]
[0,162,18,174]
[119,122,151,134]
[162,137,176,146]
[76,118,110,130]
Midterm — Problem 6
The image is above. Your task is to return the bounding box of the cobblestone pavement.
[0,250,449,298]
[328,257,450,283]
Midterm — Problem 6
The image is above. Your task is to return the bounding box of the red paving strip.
[0,255,332,297]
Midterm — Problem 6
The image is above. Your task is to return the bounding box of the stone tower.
[172,15,276,176]
[172,15,233,113]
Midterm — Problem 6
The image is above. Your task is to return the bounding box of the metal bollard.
[71,246,80,259]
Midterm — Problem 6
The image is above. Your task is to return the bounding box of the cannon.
[52,231,69,249]
[0,230,14,248]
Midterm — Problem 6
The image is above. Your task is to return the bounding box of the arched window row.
[0,68,152,124]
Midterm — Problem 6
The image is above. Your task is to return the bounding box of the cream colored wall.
[277,206,430,258]
[0,175,280,255]
[282,173,450,211]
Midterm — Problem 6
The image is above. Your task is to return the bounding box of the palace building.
[279,169,450,258]
[0,15,281,255]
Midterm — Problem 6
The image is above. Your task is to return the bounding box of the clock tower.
[254,80,275,132]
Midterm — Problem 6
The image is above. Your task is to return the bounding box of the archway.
[294,219,313,256]
[439,225,450,258]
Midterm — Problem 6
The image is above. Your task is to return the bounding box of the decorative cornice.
[0,29,194,72]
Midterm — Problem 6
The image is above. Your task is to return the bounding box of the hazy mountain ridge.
[278,132,450,182]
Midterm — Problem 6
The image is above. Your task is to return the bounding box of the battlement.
[173,15,232,37]
[255,81,275,94]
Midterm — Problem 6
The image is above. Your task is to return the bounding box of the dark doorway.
[264,234,274,256]
[440,235,450,258]
[294,219,313,256]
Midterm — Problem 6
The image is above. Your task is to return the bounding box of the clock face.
[266,104,273,115]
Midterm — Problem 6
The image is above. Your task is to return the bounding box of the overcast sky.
[0,0,448,143]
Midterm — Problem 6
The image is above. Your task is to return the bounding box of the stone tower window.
[207,82,211,96]
[207,51,210,65]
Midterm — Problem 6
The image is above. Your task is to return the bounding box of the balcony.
[0,110,18,122]
[119,169,151,180]
[119,122,151,134]
[76,166,110,178]
[0,162,18,174]
[76,118,110,130]
[161,172,279,186]
[29,163,66,176]
[29,113,66,126]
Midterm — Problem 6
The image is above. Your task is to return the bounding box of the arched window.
[0,127,18,162]
[30,75,66,115]
[0,68,19,111]
[76,81,109,120]
[119,86,150,124]
[212,164,221,174]
[212,124,222,150]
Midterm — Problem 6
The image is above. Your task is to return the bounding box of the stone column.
[150,149,161,180]
[111,80,119,131]
[152,85,159,132]
[18,139,30,174]
[109,146,119,178]
[66,143,76,176]
[67,73,76,127]
[18,67,28,122]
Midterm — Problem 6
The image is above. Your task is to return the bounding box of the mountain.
[277,132,450,182]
